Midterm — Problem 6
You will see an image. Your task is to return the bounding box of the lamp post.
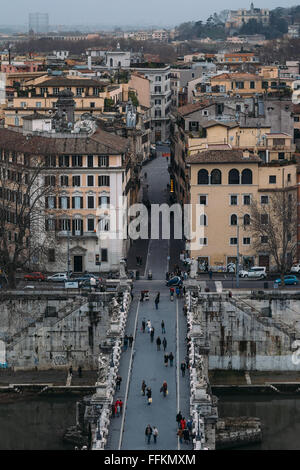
[236,221,240,288]
[67,228,71,281]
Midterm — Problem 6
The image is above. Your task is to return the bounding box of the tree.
[0,152,61,288]
[249,191,298,279]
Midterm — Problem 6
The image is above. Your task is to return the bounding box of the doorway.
[74,256,83,273]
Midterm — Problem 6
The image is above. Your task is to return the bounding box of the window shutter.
[80,197,83,209]
[54,197,57,209]
[67,197,70,209]
[59,156,63,167]
[72,197,75,209]
[45,197,48,209]
[58,197,61,209]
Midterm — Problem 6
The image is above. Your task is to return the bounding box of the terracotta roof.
[177,101,212,116]
[186,149,261,164]
[0,127,128,155]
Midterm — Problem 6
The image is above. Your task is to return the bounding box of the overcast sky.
[1,0,298,26]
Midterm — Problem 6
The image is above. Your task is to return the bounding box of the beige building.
[186,149,297,271]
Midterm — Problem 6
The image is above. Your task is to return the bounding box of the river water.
[0,396,78,450]
[1,395,300,449]
[218,395,300,450]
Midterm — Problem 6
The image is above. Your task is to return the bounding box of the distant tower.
[250,2,254,12]
[55,90,75,130]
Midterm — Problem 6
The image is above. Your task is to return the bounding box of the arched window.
[198,169,209,185]
[230,214,237,226]
[228,169,240,185]
[244,214,251,226]
[200,214,207,226]
[211,169,222,185]
[241,169,253,185]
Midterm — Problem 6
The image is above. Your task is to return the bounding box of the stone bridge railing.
[86,286,131,450]
[185,283,218,450]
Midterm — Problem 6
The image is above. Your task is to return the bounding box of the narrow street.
[106,149,192,450]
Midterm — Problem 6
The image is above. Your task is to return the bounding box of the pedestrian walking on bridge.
[141,380,147,396]
[154,293,160,310]
[142,319,146,333]
[176,411,182,428]
[161,320,166,334]
[160,381,168,397]
[164,354,169,367]
[146,387,152,405]
[181,361,186,377]
[156,336,161,351]
[145,425,152,444]
[150,327,155,342]
[129,335,133,347]
[168,352,174,367]
[116,375,122,391]
[153,426,158,444]
[162,337,167,351]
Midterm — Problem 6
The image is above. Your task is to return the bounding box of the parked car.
[162,139,171,145]
[275,275,299,286]
[47,273,68,282]
[166,276,183,287]
[239,267,267,279]
[24,272,45,282]
[291,264,300,274]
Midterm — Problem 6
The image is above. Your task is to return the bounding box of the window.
[250,81,255,89]
[230,195,238,205]
[87,196,94,209]
[98,175,110,187]
[261,236,268,244]
[199,214,207,226]
[269,175,276,184]
[59,155,69,167]
[211,169,222,185]
[230,214,237,226]
[72,219,83,236]
[198,169,209,185]
[155,109,161,117]
[20,102,26,108]
[53,87,59,95]
[155,76,162,82]
[261,195,269,204]
[241,169,252,185]
[72,196,83,209]
[36,102,41,108]
[199,195,207,205]
[287,173,291,182]
[59,219,71,231]
[72,155,82,167]
[243,214,250,226]
[154,86,161,93]
[40,87,48,95]
[46,219,56,232]
[155,99,161,105]
[87,218,95,231]
[87,175,94,187]
[72,175,81,187]
[76,87,84,96]
[60,175,69,187]
[278,152,285,160]
[59,196,69,209]
[98,196,110,208]
[243,195,251,205]
[45,175,56,186]
[90,102,95,108]
[230,238,238,245]
[228,169,240,185]
[101,248,108,262]
[98,156,109,168]
[235,81,244,89]
[261,214,269,225]
[48,248,55,262]
[243,237,251,245]
[87,155,94,168]
[199,238,207,246]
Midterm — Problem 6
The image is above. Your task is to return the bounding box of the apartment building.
[130,64,171,142]
[186,148,297,271]
[0,116,139,274]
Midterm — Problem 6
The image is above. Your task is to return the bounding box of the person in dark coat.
[183,428,190,443]
[161,320,166,334]
[150,328,155,342]
[181,361,186,377]
[154,293,160,310]
[162,337,167,351]
[176,411,183,428]
[160,381,168,397]
[142,319,146,333]
[156,336,161,350]
[129,335,133,347]
[78,366,82,378]
[141,380,147,396]
[116,375,122,391]
[168,352,174,367]
[164,354,169,367]
[145,425,152,444]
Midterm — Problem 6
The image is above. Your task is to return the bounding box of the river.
[0,396,78,450]
[218,394,300,450]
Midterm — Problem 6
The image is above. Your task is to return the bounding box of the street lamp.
[236,221,240,289]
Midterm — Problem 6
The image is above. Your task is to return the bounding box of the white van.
[291,264,300,274]
[240,267,267,279]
